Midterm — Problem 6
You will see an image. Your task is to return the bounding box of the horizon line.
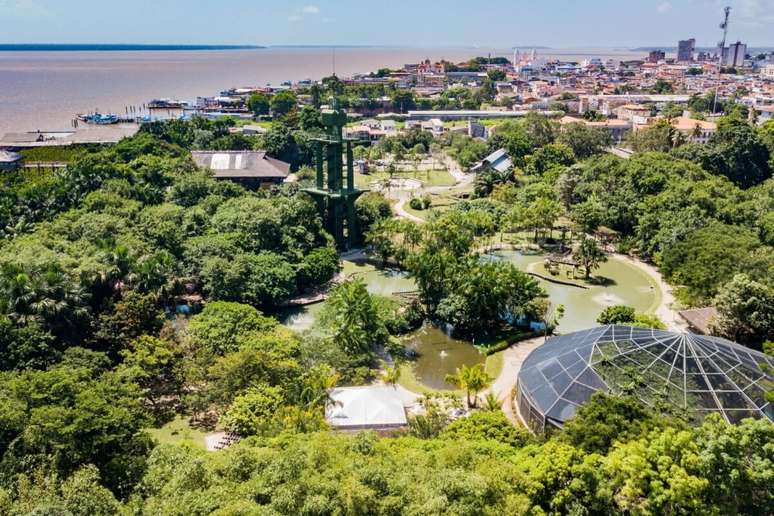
[1,43,773,51]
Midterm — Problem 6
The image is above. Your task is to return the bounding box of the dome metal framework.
[516,325,774,433]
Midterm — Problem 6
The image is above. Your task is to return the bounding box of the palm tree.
[0,264,36,324]
[0,263,89,328]
[31,268,89,325]
[322,279,383,356]
[445,363,492,408]
[297,365,341,412]
[96,244,136,294]
[135,251,179,301]
[481,392,502,411]
[466,365,493,408]
[381,366,401,388]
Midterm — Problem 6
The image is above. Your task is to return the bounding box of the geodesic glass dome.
[516,325,774,433]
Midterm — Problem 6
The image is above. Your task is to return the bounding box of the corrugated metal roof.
[191,151,290,179]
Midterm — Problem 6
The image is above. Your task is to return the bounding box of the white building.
[755,105,774,125]
[326,386,408,431]
[722,42,747,68]
[761,64,774,80]
[670,117,717,144]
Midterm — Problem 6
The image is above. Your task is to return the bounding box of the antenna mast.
[713,6,731,113]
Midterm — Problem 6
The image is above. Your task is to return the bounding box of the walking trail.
[488,337,545,425]
[613,253,687,332]
[393,197,425,223]
[384,154,474,224]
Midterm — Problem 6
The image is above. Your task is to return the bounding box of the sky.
[1,0,773,48]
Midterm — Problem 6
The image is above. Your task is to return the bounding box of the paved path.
[613,254,687,332]
[489,337,545,424]
[393,198,425,223]
[605,147,634,159]
[387,154,474,223]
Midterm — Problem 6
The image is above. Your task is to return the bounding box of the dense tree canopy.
[4,394,770,515]
[0,102,772,515]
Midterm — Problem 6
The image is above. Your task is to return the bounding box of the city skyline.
[1,0,774,48]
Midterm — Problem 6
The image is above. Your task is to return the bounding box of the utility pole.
[713,6,731,114]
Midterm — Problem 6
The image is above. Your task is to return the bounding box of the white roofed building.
[326,386,408,431]
[192,150,290,188]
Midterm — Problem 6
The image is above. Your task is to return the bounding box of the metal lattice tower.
[303,98,365,249]
[713,6,731,114]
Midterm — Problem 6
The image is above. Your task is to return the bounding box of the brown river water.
[0,47,645,134]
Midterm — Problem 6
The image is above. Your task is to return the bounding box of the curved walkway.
[387,154,474,224]
[613,254,687,332]
[489,337,545,424]
[393,198,425,224]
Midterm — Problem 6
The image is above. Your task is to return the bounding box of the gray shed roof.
[191,151,290,180]
[472,148,513,174]
[678,307,718,335]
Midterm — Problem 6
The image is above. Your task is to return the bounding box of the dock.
[0,123,140,149]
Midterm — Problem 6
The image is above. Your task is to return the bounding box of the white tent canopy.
[326,386,408,430]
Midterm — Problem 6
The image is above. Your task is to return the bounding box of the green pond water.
[403,324,486,390]
[280,252,659,390]
[488,250,659,334]
[278,260,416,332]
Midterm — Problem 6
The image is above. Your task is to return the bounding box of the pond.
[341,260,417,297]
[278,259,416,332]
[404,324,486,390]
[280,251,660,390]
[486,250,659,333]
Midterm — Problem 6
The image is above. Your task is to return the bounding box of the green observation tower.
[303,98,365,249]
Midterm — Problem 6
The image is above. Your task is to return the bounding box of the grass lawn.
[402,204,433,221]
[230,118,273,129]
[355,169,456,189]
[21,146,91,163]
[146,416,210,450]
[410,169,456,187]
[484,350,506,380]
[402,188,469,221]
[444,119,505,129]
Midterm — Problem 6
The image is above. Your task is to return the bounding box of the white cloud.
[656,2,672,13]
[289,4,322,22]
